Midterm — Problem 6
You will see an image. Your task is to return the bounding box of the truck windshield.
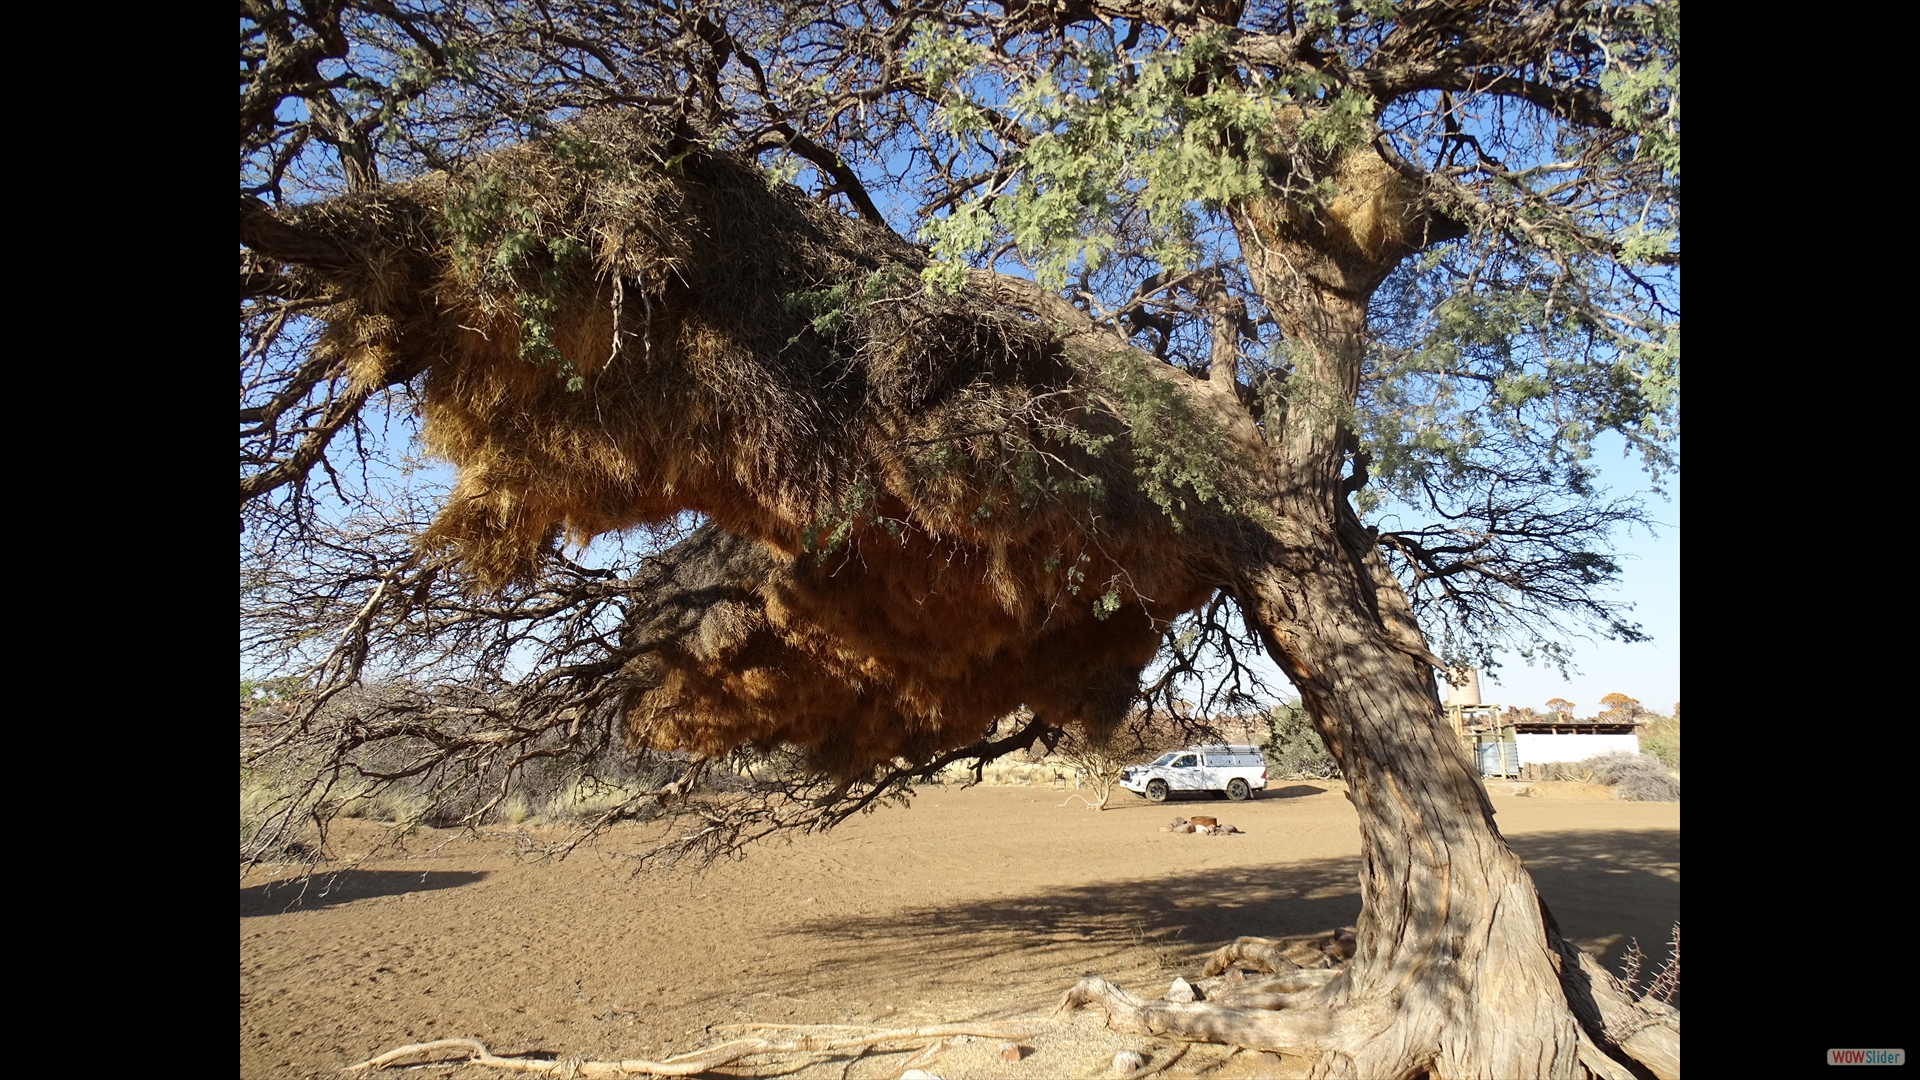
[1149,753,1178,766]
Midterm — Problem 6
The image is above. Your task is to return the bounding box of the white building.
[1513,730,1642,765]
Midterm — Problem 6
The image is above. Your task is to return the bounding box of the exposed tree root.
[1118,1042,1187,1079]
[837,1043,870,1080]
[1198,937,1301,976]
[346,931,1678,1079]
[345,1022,1040,1077]
[1195,969,1340,1003]
[1064,937,1683,1080]
[1196,931,1352,976]
[1557,942,1682,1080]
[1192,990,1316,1012]
[1056,976,1378,1060]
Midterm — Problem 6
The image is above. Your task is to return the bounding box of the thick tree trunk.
[1238,545,1588,1077]
[1071,188,1679,1076]
[1246,285,1588,1075]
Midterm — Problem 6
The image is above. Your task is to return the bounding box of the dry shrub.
[1554,751,1680,802]
[934,755,1072,787]
[369,790,433,825]
[240,678,707,855]
[241,773,289,846]
[1525,760,1593,783]
[544,778,641,821]
[1617,923,1681,1007]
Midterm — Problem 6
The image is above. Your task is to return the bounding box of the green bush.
[1638,713,1680,770]
[1262,703,1341,780]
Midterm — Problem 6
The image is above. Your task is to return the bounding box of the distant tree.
[1599,692,1644,718]
[1545,697,1577,720]
[1054,710,1182,810]
[1262,702,1340,780]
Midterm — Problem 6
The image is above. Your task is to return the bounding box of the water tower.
[1444,667,1482,707]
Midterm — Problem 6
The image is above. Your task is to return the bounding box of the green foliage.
[1363,272,1673,490]
[800,479,882,560]
[1637,711,1679,770]
[799,470,917,561]
[441,168,599,391]
[1596,3,1681,181]
[782,280,857,340]
[240,676,306,705]
[1093,354,1254,527]
[1296,87,1374,156]
[1262,702,1340,779]
[916,28,1285,290]
[781,263,915,349]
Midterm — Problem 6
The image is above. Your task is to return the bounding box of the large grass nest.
[279,111,1254,776]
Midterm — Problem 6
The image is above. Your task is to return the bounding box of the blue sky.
[1466,438,1679,717]
[1198,430,1679,720]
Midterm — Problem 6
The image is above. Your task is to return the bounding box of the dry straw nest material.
[281,112,1248,778]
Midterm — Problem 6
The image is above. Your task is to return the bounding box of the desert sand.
[240,781,1678,1079]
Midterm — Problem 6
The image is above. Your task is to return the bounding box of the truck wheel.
[1146,779,1169,803]
[1227,778,1250,802]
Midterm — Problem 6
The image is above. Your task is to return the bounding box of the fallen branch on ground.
[345,1022,1042,1077]
[891,1033,970,1078]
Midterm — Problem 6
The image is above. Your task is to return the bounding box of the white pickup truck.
[1118,744,1269,802]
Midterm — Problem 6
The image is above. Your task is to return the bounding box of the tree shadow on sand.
[1102,784,1327,806]
[1260,784,1329,800]
[778,827,1676,1009]
[240,870,489,917]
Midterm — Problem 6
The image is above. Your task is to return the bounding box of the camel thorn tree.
[241,1,1677,1076]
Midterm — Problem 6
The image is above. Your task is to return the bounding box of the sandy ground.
[240,782,1679,1079]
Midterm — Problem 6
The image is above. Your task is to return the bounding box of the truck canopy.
[1196,745,1263,768]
